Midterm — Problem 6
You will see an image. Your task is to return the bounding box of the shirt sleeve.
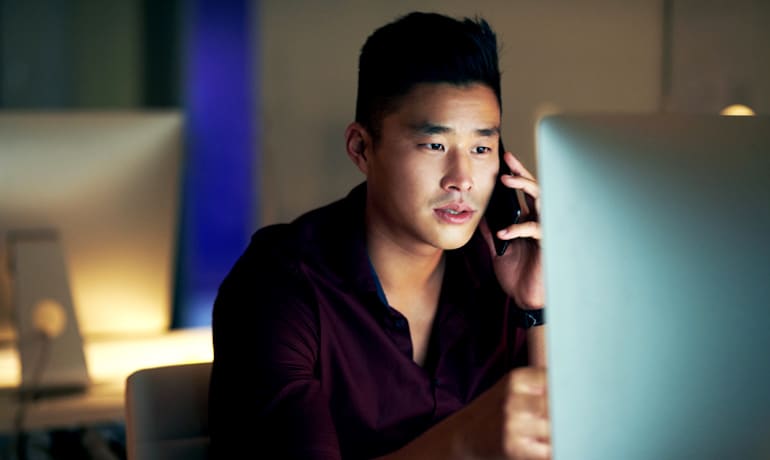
[209,229,341,459]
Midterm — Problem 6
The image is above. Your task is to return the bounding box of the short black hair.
[355,12,502,140]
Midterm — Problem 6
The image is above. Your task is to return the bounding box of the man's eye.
[425,143,445,151]
[472,146,492,154]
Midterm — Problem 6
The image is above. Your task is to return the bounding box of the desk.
[0,327,212,433]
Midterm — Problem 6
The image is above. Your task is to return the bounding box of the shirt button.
[394,318,407,330]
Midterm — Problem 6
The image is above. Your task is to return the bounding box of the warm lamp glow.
[86,327,213,383]
[72,256,173,335]
[720,104,755,116]
[0,327,212,387]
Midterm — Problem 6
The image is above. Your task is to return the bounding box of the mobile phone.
[485,138,522,256]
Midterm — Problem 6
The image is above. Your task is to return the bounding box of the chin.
[434,229,476,251]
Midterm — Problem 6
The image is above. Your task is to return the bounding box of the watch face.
[517,308,545,329]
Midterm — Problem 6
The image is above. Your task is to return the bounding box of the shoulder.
[216,183,366,303]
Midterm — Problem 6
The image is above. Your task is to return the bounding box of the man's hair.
[355,12,502,140]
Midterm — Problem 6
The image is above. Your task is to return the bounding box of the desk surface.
[0,327,212,432]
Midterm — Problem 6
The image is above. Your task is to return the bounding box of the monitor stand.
[9,231,90,397]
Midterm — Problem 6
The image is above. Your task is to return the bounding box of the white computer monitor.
[537,113,770,459]
[0,111,184,343]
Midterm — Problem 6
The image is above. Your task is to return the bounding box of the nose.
[440,150,473,192]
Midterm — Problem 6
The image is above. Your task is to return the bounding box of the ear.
[345,122,372,175]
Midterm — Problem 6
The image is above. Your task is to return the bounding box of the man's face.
[365,82,500,254]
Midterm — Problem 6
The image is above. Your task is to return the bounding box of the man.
[209,11,549,459]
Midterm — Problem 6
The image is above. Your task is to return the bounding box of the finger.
[508,367,548,396]
[504,426,551,457]
[509,422,551,447]
[506,392,549,422]
[497,220,542,241]
[503,369,552,459]
[504,436,552,460]
[504,398,551,459]
[504,151,536,181]
[500,174,539,200]
[500,174,540,221]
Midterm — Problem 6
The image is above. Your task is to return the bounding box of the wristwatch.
[514,307,545,329]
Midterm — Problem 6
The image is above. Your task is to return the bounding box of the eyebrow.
[409,122,500,137]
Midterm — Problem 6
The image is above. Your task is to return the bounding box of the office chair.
[125,362,212,460]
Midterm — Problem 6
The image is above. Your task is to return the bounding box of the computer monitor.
[0,111,184,345]
[537,113,770,459]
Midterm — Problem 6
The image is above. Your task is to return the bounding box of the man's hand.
[481,151,544,309]
[454,366,551,460]
[380,366,551,460]
[501,367,551,459]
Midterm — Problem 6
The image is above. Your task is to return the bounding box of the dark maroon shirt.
[209,183,529,459]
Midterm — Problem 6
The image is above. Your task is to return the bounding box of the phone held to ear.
[485,139,524,257]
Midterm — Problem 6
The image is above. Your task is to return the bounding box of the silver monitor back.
[0,111,183,342]
[537,114,770,460]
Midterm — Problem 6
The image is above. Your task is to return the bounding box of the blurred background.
[2,0,769,331]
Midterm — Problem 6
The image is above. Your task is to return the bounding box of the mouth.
[434,203,476,224]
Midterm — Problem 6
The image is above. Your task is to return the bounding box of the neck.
[365,209,445,305]
[365,200,446,366]
[367,230,445,297]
